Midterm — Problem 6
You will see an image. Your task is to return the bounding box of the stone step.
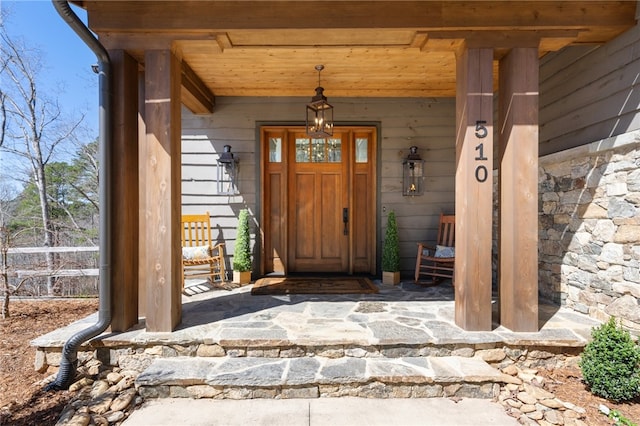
[136,355,520,400]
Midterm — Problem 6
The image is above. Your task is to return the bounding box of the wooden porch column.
[454,46,493,331]
[498,48,539,332]
[142,50,182,332]
[109,50,139,332]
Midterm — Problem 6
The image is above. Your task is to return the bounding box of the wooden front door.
[261,126,376,275]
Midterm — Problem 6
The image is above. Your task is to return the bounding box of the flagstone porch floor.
[33,279,600,353]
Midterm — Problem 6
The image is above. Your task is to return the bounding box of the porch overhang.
[74,1,636,100]
[66,1,637,333]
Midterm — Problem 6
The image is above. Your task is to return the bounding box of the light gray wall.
[539,20,640,156]
[181,97,457,276]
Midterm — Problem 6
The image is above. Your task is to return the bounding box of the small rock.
[90,380,110,398]
[523,383,555,400]
[69,377,93,392]
[86,363,101,376]
[91,414,108,426]
[517,392,538,405]
[55,406,75,425]
[34,350,48,373]
[110,388,136,411]
[540,398,564,409]
[563,410,582,420]
[526,410,544,420]
[111,376,135,392]
[477,348,507,362]
[506,399,522,409]
[564,401,586,414]
[544,409,563,425]
[518,371,538,382]
[105,411,125,423]
[106,371,123,384]
[502,365,518,376]
[64,412,91,426]
[520,404,537,413]
[196,344,226,357]
[564,418,587,426]
[88,391,115,415]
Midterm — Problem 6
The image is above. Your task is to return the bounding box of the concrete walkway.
[123,397,519,425]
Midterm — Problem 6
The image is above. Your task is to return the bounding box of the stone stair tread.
[136,355,515,388]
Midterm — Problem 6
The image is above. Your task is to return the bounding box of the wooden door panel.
[353,172,370,272]
[293,172,316,259]
[320,172,344,261]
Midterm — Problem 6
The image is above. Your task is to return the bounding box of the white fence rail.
[4,246,99,279]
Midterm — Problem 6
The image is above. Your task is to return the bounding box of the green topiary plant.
[580,317,640,402]
[232,209,252,272]
[382,210,400,272]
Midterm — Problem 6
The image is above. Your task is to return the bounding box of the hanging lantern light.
[306,65,334,138]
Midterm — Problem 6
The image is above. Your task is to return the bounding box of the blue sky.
[3,0,99,136]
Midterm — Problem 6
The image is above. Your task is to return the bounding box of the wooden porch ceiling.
[79,1,637,98]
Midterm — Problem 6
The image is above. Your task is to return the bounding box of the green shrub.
[382,211,400,272]
[232,209,252,272]
[580,317,640,402]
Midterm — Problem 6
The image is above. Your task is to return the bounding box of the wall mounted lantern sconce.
[306,65,334,138]
[403,146,424,196]
[216,145,239,195]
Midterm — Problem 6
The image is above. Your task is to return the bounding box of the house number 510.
[474,120,488,183]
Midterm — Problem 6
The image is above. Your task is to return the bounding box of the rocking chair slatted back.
[437,214,455,247]
[181,212,226,288]
[414,213,455,286]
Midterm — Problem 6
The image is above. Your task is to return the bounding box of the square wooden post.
[138,68,147,318]
[454,46,493,331]
[109,50,139,332]
[498,47,539,332]
[142,50,182,332]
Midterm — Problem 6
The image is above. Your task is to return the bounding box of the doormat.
[251,277,379,295]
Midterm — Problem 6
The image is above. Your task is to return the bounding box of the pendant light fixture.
[306,65,334,138]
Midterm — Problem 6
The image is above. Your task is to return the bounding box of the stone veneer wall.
[537,130,640,335]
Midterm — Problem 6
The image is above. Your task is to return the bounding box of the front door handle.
[343,208,348,235]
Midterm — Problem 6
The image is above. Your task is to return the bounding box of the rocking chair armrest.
[210,242,225,255]
[417,242,436,256]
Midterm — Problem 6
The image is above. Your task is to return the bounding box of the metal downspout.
[47,0,112,391]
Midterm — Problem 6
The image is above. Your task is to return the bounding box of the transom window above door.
[295,137,342,163]
[268,135,369,164]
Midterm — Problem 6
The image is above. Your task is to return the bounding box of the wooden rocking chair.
[415,213,455,286]
[181,212,226,289]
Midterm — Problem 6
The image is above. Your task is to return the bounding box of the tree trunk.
[1,228,9,319]
[32,143,58,296]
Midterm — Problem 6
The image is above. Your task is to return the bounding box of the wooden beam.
[181,61,215,114]
[142,49,182,332]
[425,30,579,51]
[454,45,494,331]
[86,2,636,35]
[109,50,140,332]
[498,47,539,332]
[98,31,217,51]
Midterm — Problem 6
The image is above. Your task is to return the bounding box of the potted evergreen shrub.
[382,210,401,285]
[232,209,252,284]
